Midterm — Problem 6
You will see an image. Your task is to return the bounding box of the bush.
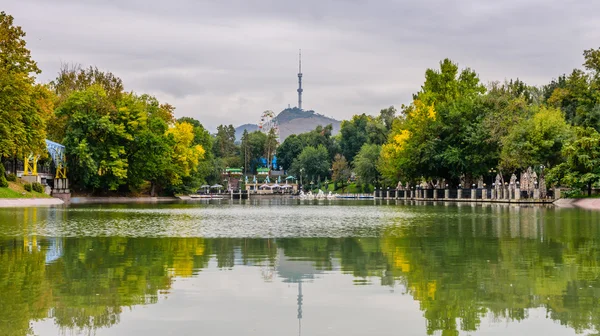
[0,165,8,188]
[23,183,32,192]
[6,173,16,182]
[32,182,44,193]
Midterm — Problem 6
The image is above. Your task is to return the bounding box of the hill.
[234,124,259,141]
[235,108,341,142]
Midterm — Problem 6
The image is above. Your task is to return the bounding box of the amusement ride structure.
[258,110,280,143]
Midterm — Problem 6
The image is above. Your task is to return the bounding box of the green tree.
[548,127,600,196]
[0,12,47,168]
[240,129,250,173]
[277,134,303,171]
[331,154,350,191]
[340,114,369,163]
[416,58,486,105]
[500,106,573,171]
[213,124,237,158]
[58,85,131,191]
[127,117,172,196]
[353,144,381,187]
[365,116,388,145]
[379,106,396,132]
[0,163,8,187]
[291,145,330,184]
[247,131,267,172]
[264,128,278,168]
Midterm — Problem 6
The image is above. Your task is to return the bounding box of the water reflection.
[0,203,599,335]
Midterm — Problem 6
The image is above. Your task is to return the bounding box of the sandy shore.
[554,198,600,209]
[70,196,178,204]
[0,198,64,207]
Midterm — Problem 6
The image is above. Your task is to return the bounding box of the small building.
[257,167,270,178]
[222,167,243,191]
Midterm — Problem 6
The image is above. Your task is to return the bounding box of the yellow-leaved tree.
[378,99,437,184]
[166,122,205,187]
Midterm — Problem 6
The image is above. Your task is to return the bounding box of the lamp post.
[488,168,497,186]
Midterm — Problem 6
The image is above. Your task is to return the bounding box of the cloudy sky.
[6,0,600,130]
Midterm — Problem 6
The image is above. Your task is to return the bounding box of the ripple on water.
[2,202,417,238]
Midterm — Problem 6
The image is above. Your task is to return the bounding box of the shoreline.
[70,196,179,204]
[0,198,64,207]
[2,195,600,210]
[554,198,600,210]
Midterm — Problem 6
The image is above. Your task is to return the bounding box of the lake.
[1,199,599,336]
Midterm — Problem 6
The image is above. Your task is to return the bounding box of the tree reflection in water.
[0,204,599,335]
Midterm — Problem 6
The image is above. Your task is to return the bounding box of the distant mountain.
[234,124,259,142]
[235,108,341,142]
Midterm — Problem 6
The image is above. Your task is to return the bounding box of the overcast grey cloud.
[5,0,600,130]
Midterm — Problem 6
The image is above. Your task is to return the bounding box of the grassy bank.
[0,181,51,199]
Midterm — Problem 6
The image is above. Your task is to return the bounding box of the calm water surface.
[1,199,600,336]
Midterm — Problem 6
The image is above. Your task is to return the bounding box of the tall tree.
[379,106,397,132]
[58,85,134,191]
[331,154,350,191]
[353,144,381,187]
[213,124,237,158]
[264,128,278,169]
[500,106,573,171]
[245,131,267,173]
[340,114,369,163]
[290,145,330,184]
[276,134,303,171]
[240,129,250,173]
[165,122,206,190]
[548,127,600,196]
[0,11,47,168]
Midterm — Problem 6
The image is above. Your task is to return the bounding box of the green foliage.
[55,74,205,194]
[547,127,600,196]
[264,128,278,168]
[291,145,330,183]
[340,114,369,163]
[6,173,16,182]
[500,106,573,170]
[276,134,303,170]
[331,154,350,190]
[0,12,48,160]
[0,164,8,187]
[31,182,43,193]
[213,124,237,158]
[241,131,267,173]
[276,124,339,176]
[415,58,486,105]
[353,144,381,186]
[58,85,131,191]
[23,183,32,192]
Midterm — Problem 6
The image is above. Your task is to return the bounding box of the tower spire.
[297,49,303,110]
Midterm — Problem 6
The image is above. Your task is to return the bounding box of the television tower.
[297,49,303,110]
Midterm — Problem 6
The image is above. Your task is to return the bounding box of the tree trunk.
[150,182,156,197]
[588,182,592,197]
[13,156,17,175]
